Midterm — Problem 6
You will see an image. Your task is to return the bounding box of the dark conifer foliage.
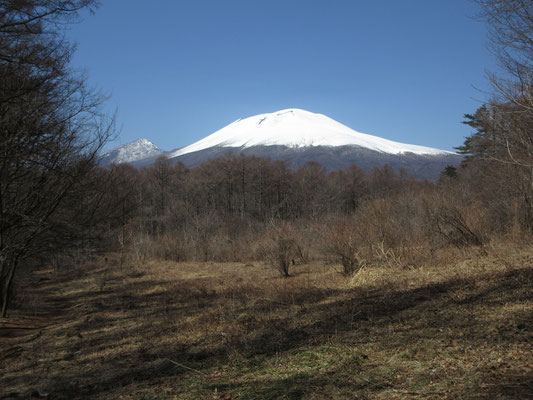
[457,0,533,230]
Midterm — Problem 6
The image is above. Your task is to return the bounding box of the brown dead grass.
[1,243,532,399]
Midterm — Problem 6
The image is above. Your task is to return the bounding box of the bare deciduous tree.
[456,0,533,229]
[0,0,114,316]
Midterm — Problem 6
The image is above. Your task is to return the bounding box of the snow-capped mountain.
[166,109,461,179]
[169,108,452,158]
[100,139,164,165]
[101,109,462,179]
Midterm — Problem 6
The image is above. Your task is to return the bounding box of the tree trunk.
[1,259,16,318]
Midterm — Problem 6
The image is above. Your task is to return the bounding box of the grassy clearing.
[1,244,532,399]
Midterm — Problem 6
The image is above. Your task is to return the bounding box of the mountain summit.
[164,108,461,179]
[168,108,451,159]
[100,139,163,165]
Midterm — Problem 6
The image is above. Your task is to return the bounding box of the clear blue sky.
[66,0,495,152]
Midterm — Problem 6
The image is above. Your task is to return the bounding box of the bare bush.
[131,233,151,266]
[426,186,489,249]
[293,220,320,264]
[341,192,431,268]
[432,203,486,247]
[262,221,298,277]
[323,219,365,276]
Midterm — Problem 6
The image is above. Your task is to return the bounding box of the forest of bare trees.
[95,152,528,278]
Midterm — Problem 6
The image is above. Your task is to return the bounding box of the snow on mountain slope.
[168,109,452,158]
[100,139,163,165]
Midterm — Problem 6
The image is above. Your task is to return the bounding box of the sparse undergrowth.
[1,243,532,399]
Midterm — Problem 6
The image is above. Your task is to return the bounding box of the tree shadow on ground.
[0,262,532,399]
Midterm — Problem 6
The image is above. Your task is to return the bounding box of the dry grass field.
[1,243,533,399]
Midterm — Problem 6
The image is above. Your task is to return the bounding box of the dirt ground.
[1,245,533,399]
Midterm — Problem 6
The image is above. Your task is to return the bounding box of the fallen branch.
[163,358,206,375]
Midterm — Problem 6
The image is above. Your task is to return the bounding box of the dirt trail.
[0,268,72,344]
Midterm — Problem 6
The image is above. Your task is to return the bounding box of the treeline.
[100,149,531,275]
[105,156,421,261]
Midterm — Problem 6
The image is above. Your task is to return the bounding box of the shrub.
[262,221,297,277]
[323,219,365,276]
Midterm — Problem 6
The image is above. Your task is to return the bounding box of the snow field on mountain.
[169,109,452,158]
[102,139,162,164]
